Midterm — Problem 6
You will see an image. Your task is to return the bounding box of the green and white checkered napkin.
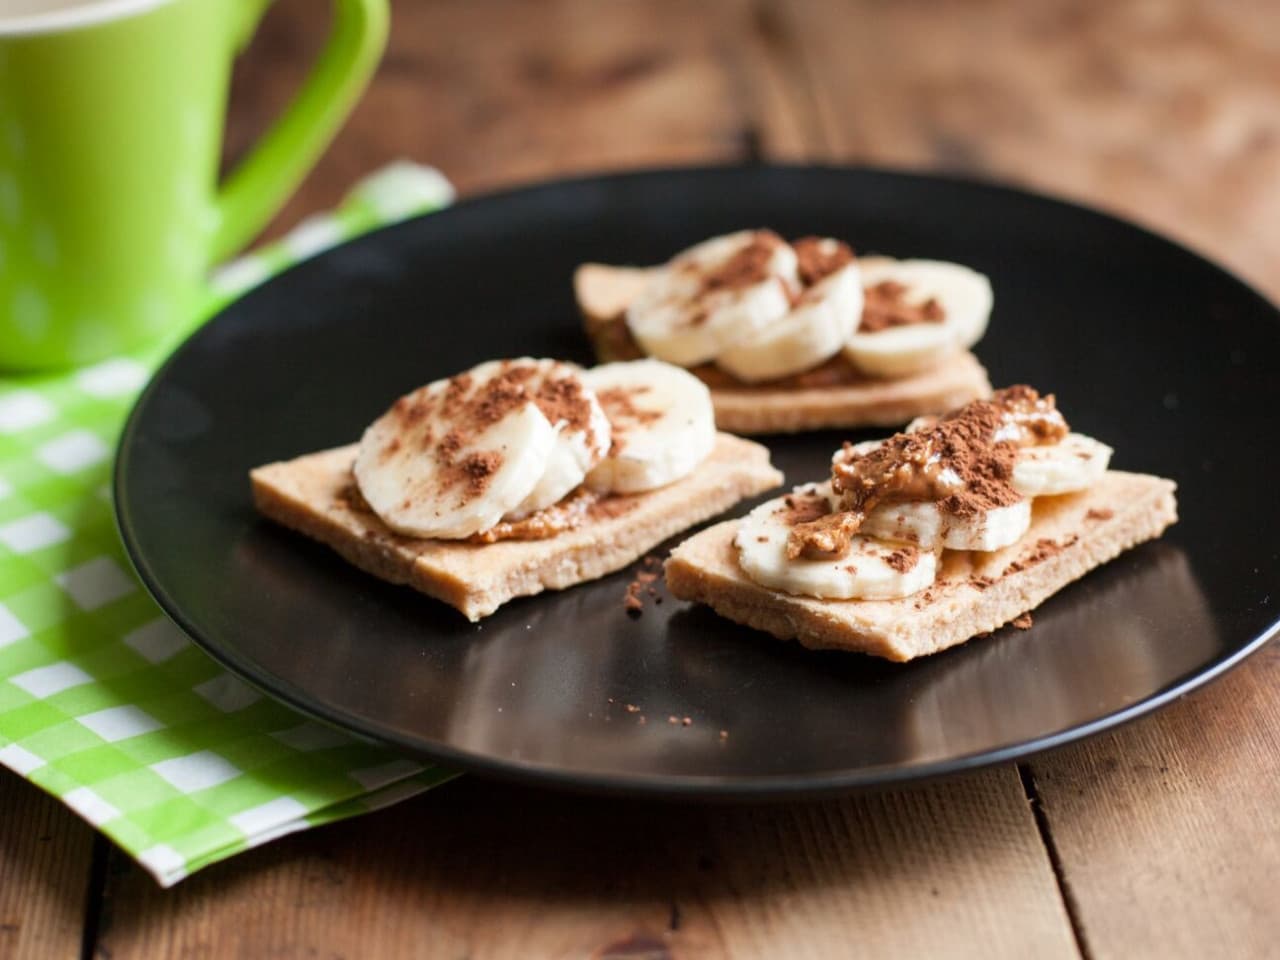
[0,163,458,886]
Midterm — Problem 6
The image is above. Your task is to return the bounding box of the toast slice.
[575,263,992,434]
[252,433,782,621]
[665,471,1177,661]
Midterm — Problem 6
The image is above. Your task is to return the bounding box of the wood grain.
[0,775,96,960]
[1027,641,1280,959]
[779,3,1280,955]
[96,768,1078,960]
[227,0,767,241]
[783,0,1280,302]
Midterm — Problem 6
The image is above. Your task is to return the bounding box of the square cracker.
[665,471,1177,661]
[575,263,993,434]
[251,433,782,621]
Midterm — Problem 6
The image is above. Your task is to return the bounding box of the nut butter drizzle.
[785,386,1068,561]
[467,487,599,543]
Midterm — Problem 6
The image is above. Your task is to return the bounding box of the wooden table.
[4,1,1278,957]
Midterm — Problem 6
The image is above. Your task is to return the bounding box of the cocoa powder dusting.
[700,230,786,293]
[787,386,1065,560]
[417,362,598,509]
[439,373,472,418]
[394,394,433,425]
[470,368,536,430]
[623,556,665,618]
[884,546,920,574]
[380,436,402,460]
[595,385,661,456]
[458,451,501,499]
[793,236,855,285]
[1002,536,1071,576]
[860,281,947,333]
[535,374,593,433]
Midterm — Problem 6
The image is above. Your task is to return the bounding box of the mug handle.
[210,0,390,262]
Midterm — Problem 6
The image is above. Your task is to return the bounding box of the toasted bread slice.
[665,471,1177,661]
[252,433,782,621]
[574,263,991,434]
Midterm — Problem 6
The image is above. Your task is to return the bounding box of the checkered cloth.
[0,164,457,886]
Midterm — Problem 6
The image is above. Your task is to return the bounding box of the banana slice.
[581,359,716,493]
[1011,432,1112,497]
[860,498,1031,552]
[354,360,558,539]
[830,441,1030,551]
[735,487,937,600]
[506,361,612,519]
[625,230,798,367]
[715,261,862,383]
[844,258,992,377]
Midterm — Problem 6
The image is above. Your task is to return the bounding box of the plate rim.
[114,162,1280,799]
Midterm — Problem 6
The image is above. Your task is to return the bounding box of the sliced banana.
[715,261,862,383]
[625,230,797,367]
[844,258,993,377]
[506,360,612,519]
[580,359,716,493]
[860,498,1031,552]
[1011,433,1112,497]
[735,488,937,600]
[354,359,557,539]
[831,438,1032,551]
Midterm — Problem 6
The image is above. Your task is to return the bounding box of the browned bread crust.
[665,471,1177,661]
[252,433,783,621]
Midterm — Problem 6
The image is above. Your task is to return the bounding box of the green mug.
[0,0,389,371]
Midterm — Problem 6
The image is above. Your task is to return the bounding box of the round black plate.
[116,166,1280,798]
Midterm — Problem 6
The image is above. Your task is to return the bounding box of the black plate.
[116,166,1280,798]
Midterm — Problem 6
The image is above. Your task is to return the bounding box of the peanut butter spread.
[468,487,600,543]
[786,386,1068,560]
[341,477,637,545]
[859,280,946,333]
[466,485,640,543]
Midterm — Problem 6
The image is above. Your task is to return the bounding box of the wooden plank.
[782,0,1280,301]
[226,0,763,241]
[97,767,1078,959]
[1027,641,1280,959]
[0,775,96,960]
